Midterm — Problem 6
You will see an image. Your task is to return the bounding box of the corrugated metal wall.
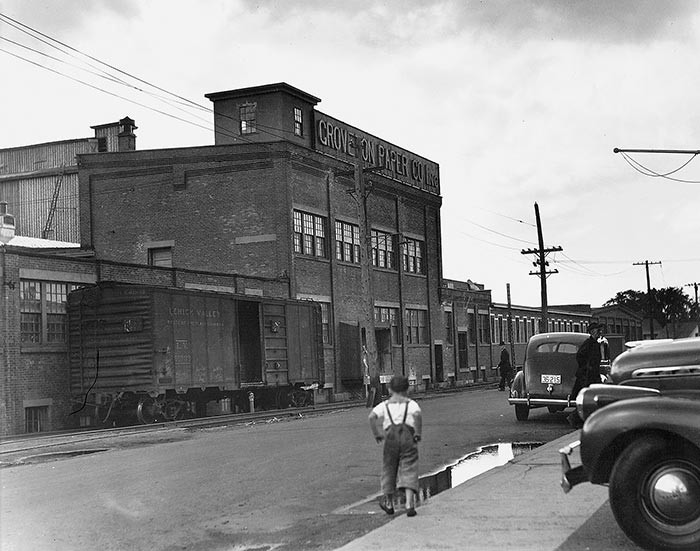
[0,139,96,242]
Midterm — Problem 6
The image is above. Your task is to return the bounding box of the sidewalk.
[337,431,610,551]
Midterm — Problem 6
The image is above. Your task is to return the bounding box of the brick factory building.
[1,83,447,434]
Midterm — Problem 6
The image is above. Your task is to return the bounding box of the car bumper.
[559,439,588,493]
[508,397,574,407]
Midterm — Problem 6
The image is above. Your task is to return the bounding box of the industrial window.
[20,280,79,345]
[25,405,49,433]
[319,302,332,345]
[293,107,303,136]
[501,318,510,343]
[468,312,476,344]
[371,230,396,269]
[492,316,501,344]
[240,103,257,135]
[401,238,424,274]
[445,311,454,344]
[375,306,400,345]
[519,319,525,343]
[335,220,360,264]
[405,309,428,344]
[148,247,173,267]
[293,210,327,258]
[479,314,490,344]
[97,137,108,152]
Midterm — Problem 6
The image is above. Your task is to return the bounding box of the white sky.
[1,0,698,308]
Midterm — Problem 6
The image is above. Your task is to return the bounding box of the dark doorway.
[238,301,262,384]
[434,344,444,382]
[376,328,393,374]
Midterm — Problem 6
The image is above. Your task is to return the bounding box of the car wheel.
[609,436,700,551]
[515,404,529,421]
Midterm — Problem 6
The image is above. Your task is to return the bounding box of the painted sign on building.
[314,113,440,195]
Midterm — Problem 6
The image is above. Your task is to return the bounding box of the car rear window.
[535,342,578,354]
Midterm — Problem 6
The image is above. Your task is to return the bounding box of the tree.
[604,286,697,328]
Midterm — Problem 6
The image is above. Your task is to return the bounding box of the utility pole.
[521,203,562,332]
[337,162,384,406]
[633,260,662,339]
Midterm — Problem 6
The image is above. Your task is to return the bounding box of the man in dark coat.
[568,322,603,427]
[497,342,513,391]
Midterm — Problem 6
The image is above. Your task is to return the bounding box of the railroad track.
[0,399,364,458]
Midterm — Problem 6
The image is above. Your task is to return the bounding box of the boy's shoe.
[406,507,417,517]
[379,498,394,515]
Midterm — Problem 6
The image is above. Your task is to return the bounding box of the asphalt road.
[1,387,577,551]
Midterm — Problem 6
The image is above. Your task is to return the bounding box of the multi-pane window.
[519,319,526,343]
[371,230,396,269]
[375,306,401,345]
[319,302,332,345]
[293,210,327,258]
[25,406,49,433]
[402,238,424,274]
[239,103,257,135]
[335,220,360,264]
[20,280,41,343]
[21,280,79,345]
[492,316,501,344]
[148,247,172,267]
[405,309,428,344]
[445,311,454,344]
[478,314,490,344]
[293,107,303,136]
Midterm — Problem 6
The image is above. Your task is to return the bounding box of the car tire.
[609,435,700,551]
[515,404,529,421]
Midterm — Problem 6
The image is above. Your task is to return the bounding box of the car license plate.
[541,374,561,384]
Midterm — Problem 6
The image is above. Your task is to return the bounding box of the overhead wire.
[619,151,700,184]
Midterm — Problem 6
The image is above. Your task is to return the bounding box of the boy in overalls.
[368,375,423,516]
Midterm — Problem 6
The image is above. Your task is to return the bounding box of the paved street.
[2,387,605,550]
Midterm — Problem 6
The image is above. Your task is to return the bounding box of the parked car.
[560,337,700,551]
[508,332,598,421]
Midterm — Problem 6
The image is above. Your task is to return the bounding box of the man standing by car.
[568,322,602,427]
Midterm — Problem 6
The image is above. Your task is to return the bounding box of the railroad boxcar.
[68,282,324,425]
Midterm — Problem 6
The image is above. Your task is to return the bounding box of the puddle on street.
[416,442,543,504]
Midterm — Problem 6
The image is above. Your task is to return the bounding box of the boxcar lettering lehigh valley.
[68,282,324,426]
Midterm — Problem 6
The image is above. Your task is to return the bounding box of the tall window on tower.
[239,103,257,135]
[293,107,303,136]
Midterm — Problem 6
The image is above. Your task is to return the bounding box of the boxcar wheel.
[515,404,530,421]
[609,436,700,551]
[137,396,161,424]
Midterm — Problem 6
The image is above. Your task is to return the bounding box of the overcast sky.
[1,0,698,308]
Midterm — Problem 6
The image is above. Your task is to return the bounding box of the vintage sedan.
[508,332,594,421]
[560,337,700,550]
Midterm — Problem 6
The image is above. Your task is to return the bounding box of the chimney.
[117,117,137,152]
[0,201,16,244]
